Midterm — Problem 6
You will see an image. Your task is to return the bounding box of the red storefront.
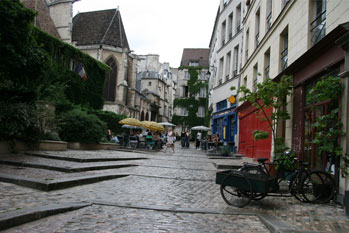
[238,101,273,160]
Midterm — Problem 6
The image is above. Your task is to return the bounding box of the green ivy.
[172,67,209,129]
[309,76,347,176]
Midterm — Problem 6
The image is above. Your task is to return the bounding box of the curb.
[24,152,147,162]
[0,173,128,191]
[0,159,137,172]
[0,202,91,231]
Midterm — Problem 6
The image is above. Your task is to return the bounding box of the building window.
[182,86,188,98]
[200,87,206,98]
[221,20,226,47]
[311,0,326,45]
[104,58,117,101]
[236,4,241,34]
[245,29,249,61]
[184,71,190,80]
[264,48,270,79]
[218,57,224,85]
[199,71,206,80]
[148,81,152,86]
[266,0,272,31]
[226,52,231,81]
[280,28,288,71]
[233,45,239,76]
[228,13,233,40]
[216,100,227,112]
[197,106,205,117]
[253,64,258,92]
[189,61,199,67]
[255,8,260,48]
[180,107,188,116]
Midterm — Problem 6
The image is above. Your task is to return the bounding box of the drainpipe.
[336,31,349,215]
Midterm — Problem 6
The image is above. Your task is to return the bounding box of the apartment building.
[136,55,176,122]
[239,0,349,208]
[208,0,243,150]
[173,49,209,134]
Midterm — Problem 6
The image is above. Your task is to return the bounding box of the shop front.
[212,107,237,152]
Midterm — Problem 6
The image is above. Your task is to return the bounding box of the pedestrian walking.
[195,131,202,149]
[180,129,186,148]
[163,128,175,153]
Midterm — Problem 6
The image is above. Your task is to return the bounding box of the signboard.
[228,95,236,104]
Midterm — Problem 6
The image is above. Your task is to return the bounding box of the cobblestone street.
[0,145,348,232]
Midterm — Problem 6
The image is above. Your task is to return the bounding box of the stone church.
[22,0,165,121]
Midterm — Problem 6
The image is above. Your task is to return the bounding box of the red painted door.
[238,103,272,160]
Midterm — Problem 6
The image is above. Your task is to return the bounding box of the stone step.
[25,152,147,162]
[0,202,90,231]
[0,159,137,172]
[0,173,128,191]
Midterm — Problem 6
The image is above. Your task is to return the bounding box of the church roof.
[22,0,61,39]
[72,9,130,50]
[180,48,209,68]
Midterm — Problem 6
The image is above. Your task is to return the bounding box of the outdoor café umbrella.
[142,121,164,132]
[158,122,176,127]
[119,118,143,127]
[191,125,210,131]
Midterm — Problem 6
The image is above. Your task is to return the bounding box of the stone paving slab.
[0,148,348,232]
[3,205,271,233]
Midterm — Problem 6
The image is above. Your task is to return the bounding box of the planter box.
[38,140,67,151]
[0,140,67,154]
[68,142,120,150]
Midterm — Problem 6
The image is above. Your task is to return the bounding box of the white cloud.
[73,0,219,67]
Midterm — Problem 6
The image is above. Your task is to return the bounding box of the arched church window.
[104,58,117,101]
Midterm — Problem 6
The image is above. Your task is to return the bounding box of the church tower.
[45,0,77,43]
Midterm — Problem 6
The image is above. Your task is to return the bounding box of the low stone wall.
[0,141,119,154]
[0,140,68,154]
[67,142,120,150]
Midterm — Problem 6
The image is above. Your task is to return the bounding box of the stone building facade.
[208,0,243,150]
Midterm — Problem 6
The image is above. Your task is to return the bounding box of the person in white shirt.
[163,128,175,153]
[195,131,202,149]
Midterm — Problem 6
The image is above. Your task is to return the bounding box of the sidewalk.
[0,146,348,232]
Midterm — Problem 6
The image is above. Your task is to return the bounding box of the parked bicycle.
[216,151,336,208]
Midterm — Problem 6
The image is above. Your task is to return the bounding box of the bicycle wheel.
[239,165,267,200]
[289,172,309,203]
[220,171,252,208]
[306,171,336,204]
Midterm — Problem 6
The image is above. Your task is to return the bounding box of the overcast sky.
[73,0,219,68]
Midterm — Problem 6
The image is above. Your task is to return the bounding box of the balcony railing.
[266,12,272,31]
[281,48,288,71]
[311,10,326,45]
[233,69,238,77]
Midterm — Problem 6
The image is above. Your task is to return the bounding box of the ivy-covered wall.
[33,28,110,110]
[172,67,210,129]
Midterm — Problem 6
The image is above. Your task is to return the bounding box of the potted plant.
[220,145,231,157]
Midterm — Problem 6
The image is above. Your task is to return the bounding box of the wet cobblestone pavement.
[0,146,348,232]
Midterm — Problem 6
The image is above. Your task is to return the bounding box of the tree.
[235,75,293,159]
